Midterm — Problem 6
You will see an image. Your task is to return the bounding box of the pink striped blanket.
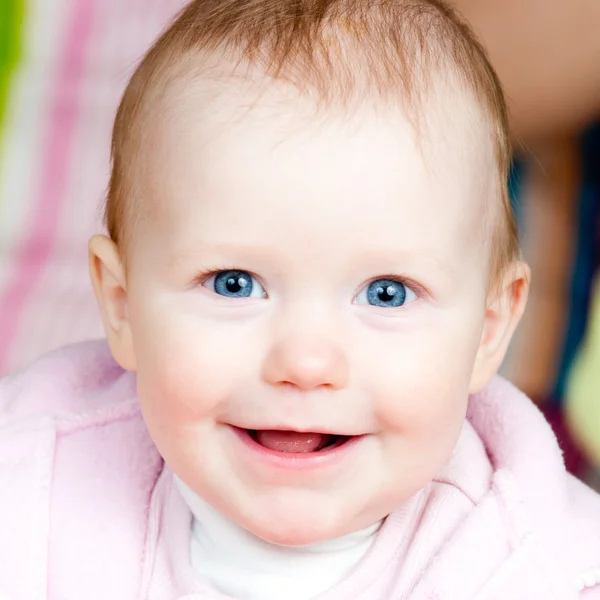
[0,0,183,375]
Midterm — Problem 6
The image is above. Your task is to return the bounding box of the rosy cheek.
[141,349,226,420]
[135,314,262,422]
[364,337,470,434]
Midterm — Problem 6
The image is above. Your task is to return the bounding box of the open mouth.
[247,430,352,454]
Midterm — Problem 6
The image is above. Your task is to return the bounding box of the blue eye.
[355,278,417,308]
[203,270,266,299]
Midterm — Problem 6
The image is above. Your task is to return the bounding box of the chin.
[250,521,338,547]
[242,503,354,547]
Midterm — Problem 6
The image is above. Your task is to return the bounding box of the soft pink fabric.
[1,340,600,599]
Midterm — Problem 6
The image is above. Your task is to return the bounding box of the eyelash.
[360,275,429,301]
[191,269,430,301]
[191,268,264,289]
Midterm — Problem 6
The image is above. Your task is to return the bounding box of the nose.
[261,328,350,391]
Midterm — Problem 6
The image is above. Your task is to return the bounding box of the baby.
[2,0,600,598]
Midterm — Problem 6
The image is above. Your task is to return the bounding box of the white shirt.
[175,478,381,600]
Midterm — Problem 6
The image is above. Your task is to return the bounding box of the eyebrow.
[400,254,456,278]
[166,242,274,267]
[167,242,456,279]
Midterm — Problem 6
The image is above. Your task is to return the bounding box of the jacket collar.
[0,416,56,599]
[468,377,568,528]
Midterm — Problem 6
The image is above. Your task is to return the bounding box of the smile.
[248,429,352,454]
[229,426,363,469]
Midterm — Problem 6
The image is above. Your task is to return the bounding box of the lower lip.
[229,426,364,471]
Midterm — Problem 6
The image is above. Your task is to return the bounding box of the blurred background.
[0,0,599,481]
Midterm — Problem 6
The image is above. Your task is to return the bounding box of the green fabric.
[566,275,600,468]
[0,0,25,133]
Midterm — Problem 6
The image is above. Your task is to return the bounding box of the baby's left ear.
[469,261,530,393]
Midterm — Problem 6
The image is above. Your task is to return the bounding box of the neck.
[175,478,382,600]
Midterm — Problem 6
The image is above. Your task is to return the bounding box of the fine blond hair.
[105,0,519,281]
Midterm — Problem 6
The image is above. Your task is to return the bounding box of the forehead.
[138,75,496,264]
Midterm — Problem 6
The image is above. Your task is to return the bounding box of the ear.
[88,235,136,371]
[469,261,530,393]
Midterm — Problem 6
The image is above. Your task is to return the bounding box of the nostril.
[277,380,334,391]
[262,342,350,391]
[278,381,296,389]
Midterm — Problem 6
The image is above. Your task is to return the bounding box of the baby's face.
[121,83,497,545]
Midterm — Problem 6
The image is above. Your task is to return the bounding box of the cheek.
[360,318,480,436]
[130,303,264,426]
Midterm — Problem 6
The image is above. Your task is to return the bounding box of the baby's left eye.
[354,278,417,308]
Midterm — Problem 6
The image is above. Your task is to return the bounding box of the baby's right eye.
[202,270,267,299]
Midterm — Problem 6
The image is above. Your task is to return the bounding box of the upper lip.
[229,424,363,436]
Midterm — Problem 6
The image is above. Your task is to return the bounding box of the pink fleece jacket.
[1,340,600,600]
